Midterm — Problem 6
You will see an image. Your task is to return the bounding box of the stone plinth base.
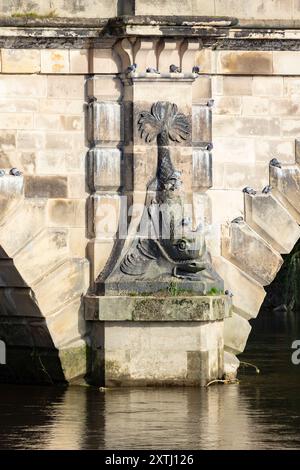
[85,295,231,387]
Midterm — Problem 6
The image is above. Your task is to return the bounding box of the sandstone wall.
[2,1,300,22]
[0,51,91,381]
[201,50,300,229]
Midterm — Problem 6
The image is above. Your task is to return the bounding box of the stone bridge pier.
[0,0,300,385]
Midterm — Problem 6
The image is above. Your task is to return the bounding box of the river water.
[0,309,300,450]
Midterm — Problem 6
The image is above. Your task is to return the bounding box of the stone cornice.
[2,15,300,49]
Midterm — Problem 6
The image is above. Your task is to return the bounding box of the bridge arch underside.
[0,245,65,384]
[217,159,300,371]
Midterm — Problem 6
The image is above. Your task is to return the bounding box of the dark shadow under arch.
[0,246,66,384]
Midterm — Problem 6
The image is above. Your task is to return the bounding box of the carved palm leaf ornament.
[138,101,190,144]
[138,101,190,191]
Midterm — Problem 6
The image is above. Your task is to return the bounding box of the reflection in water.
[0,309,300,449]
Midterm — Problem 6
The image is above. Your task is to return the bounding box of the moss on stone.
[59,345,87,382]
[11,11,57,19]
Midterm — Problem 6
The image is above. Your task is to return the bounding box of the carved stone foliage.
[138,101,190,144]
[138,101,190,193]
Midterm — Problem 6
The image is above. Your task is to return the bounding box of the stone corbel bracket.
[114,37,204,74]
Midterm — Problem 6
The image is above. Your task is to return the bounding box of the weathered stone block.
[192,104,211,144]
[282,119,300,136]
[41,50,70,74]
[88,148,122,191]
[34,114,83,131]
[87,194,120,239]
[217,51,272,75]
[221,222,283,285]
[284,77,300,95]
[47,76,84,99]
[14,228,69,285]
[192,148,212,190]
[213,256,266,320]
[0,130,16,150]
[224,313,251,355]
[33,258,89,316]
[89,319,225,386]
[213,137,255,164]
[88,101,122,144]
[70,49,89,73]
[0,98,38,113]
[255,139,294,164]
[16,131,45,150]
[0,175,24,223]
[35,150,66,175]
[68,227,87,258]
[224,351,240,380]
[47,297,83,348]
[24,176,68,198]
[215,0,292,20]
[0,75,47,98]
[0,199,46,257]
[87,75,122,101]
[214,116,280,137]
[0,149,36,175]
[244,193,300,253]
[135,0,213,15]
[269,98,300,116]
[1,49,40,73]
[87,239,115,283]
[242,96,269,116]
[252,76,283,96]
[270,164,300,221]
[222,76,253,96]
[194,48,213,74]
[67,174,87,199]
[273,51,300,75]
[216,162,269,191]
[47,199,85,228]
[208,189,244,225]
[0,113,33,130]
[214,96,242,115]
[38,98,83,114]
[44,132,83,151]
[52,0,117,17]
[92,48,120,74]
[85,295,231,322]
[192,76,212,103]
